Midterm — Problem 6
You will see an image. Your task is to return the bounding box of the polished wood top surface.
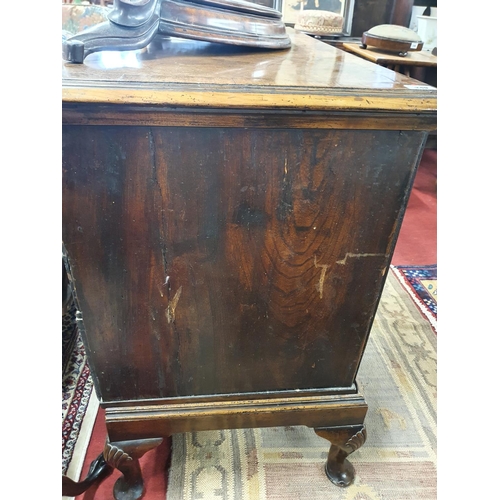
[62,29,436,113]
[342,42,438,67]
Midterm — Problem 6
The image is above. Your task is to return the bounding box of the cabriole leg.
[314,425,366,487]
[103,437,163,500]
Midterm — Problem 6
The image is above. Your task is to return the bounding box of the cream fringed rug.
[166,271,437,500]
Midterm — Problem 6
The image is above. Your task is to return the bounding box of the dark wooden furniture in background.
[390,0,415,27]
[352,0,415,36]
[62,30,436,499]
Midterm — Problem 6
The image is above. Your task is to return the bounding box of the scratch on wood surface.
[314,255,329,299]
[166,286,182,324]
[336,253,386,265]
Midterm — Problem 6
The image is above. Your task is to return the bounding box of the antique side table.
[341,41,437,84]
[62,30,437,499]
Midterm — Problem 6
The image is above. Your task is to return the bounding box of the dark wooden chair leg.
[314,425,366,487]
[62,258,73,315]
[62,453,113,496]
[103,438,163,500]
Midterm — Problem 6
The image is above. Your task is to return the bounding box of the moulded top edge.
[62,29,437,112]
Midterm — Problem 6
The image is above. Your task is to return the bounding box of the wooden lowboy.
[62,30,436,499]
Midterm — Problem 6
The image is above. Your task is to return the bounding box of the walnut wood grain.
[63,125,426,403]
[62,106,436,130]
[62,30,436,115]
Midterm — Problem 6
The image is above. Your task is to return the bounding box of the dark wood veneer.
[352,0,415,36]
[63,125,425,402]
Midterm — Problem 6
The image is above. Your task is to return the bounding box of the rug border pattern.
[391,265,437,333]
[62,306,96,477]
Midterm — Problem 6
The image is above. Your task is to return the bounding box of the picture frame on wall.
[282,0,355,36]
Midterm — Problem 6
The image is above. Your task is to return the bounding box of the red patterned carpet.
[64,147,437,500]
[391,147,437,330]
[391,148,437,266]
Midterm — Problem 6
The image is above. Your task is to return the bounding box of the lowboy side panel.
[62,125,426,402]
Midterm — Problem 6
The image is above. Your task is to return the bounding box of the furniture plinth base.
[100,389,367,497]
